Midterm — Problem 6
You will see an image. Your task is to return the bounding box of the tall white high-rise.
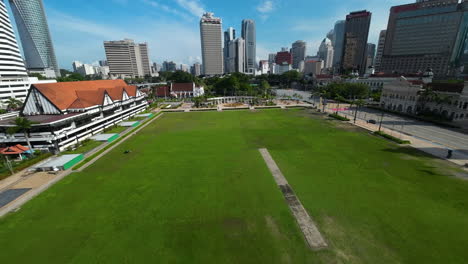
[291,40,307,69]
[318,38,334,69]
[9,0,60,78]
[104,39,151,78]
[0,0,55,106]
[242,19,256,74]
[0,0,27,79]
[200,12,223,76]
[227,38,245,73]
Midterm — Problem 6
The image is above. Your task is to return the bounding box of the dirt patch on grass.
[265,216,292,264]
[316,216,401,264]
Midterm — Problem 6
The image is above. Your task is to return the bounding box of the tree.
[28,72,47,80]
[9,117,35,156]
[5,98,23,111]
[57,73,84,82]
[353,99,366,123]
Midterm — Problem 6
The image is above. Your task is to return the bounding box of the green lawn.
[103,125,128,134]
[60,140,103,155]
[0,109,467,263]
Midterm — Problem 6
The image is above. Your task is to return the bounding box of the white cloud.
[257,1,274,13]
[174,0,206,18]
[47,9,201,69]
[48,10,136,40]
[142,0,192,21]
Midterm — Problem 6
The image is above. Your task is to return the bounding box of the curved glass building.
[8,0,60,77]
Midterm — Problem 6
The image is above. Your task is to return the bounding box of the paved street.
[335,106,468,156]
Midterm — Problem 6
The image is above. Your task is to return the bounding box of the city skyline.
[4,0,410,70]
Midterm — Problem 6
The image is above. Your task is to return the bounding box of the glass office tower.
[9,0,60,77]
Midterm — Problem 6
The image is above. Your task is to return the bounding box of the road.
[337,106,468,155]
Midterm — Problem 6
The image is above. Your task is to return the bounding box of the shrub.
[329,113,350,121]
[374,131,411,144]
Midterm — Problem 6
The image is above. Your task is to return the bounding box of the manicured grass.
[60,140,103,155]
[0,109,467,263]
[103,125,128,134]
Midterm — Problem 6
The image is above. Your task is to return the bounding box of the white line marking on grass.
[259,148,328,250]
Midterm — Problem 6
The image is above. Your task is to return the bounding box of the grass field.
[60,140,103,155]
[0,109,468,263]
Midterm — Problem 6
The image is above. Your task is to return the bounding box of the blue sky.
[7,0,409,70]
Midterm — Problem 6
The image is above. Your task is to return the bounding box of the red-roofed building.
[0,144,30,160]
[0,80,148,152]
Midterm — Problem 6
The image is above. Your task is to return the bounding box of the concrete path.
[259,148,328,250]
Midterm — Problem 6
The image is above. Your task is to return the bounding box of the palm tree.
[5,98,23,111]
[9,117,35,156]
[353,99,366,123]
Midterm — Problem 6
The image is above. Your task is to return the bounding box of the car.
[368,119,377,124]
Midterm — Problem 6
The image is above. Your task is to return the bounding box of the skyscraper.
[0,0,27,78]
[242,19,256,74]
[200,12,223,76]
[9,0,60,77]
[341,10,371,75]
[291,40,307,69]
[381,0,463,76]
[0,0,55,105]
[104,39,151,78]
[374,30,386,71]
[227,38,245,73]
[224,27,235,73]
[332,20,346,69]
[318,38,334,69]
[365,43,376,69]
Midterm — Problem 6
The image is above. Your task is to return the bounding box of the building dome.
[322,38,332,45]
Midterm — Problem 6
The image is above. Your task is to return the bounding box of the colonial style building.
[0,80,147,151]
[380,78,468,126]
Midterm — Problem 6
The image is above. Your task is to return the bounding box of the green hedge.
[73,112,161,170]
[374,131,411,144]
[329,113,350,121]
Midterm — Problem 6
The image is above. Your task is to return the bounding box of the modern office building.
[332,20,346,69]
[374,30,386,71]
[104,39,151,78]
[8,0,60,78]
[227,38,245,73]
[365,43,376,69]
[318,38,334,69]
[99,60,108,67]
[380,0,464,76]
[0,0,55,106]
[304,60,324,76]
[191,63,202,76]
[224,27,235,73]
[275,50,293,65]
[268,53,276,64]
[242,19,256,74]
[162,61,177,72]
[341,10,372,75]
[200,12,223,76]
[291,40,307,69]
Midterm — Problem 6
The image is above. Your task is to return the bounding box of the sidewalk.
[326,108,468,170]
